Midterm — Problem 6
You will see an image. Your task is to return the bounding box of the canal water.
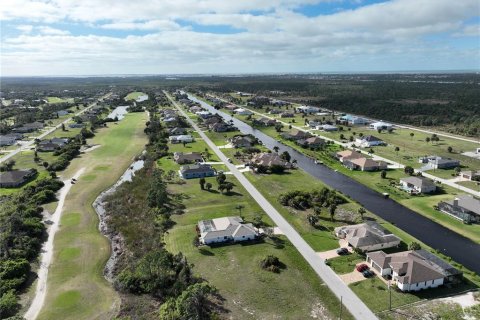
[189,94,480,274]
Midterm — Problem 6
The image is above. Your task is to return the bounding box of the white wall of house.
[397,278,444,292]
[233,234,256,242]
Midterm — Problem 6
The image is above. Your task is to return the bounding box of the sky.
[0,0,479,76]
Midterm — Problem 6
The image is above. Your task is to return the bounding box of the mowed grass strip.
[37,112,148,320]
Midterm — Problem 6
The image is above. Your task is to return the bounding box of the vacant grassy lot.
[37,112,147,320]
[164,172,352,319]
[124,91,147,101]
[47,96,74,104]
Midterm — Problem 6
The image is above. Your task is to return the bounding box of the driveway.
[339,270,368,285]
[167,92,378,320]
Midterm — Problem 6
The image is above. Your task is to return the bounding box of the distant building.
[0,134,23,146]
[169,135,194,144]
[173,152,204,164]
[230,135,256,148]
[438,194,480,223]
[0,169,37,188]
[296,136,325,149]
[344,157,388,172]
[355,135,386,147]
[369,121,393,131]
[234,108,253,115]
[335,150,363,163]
[318,124,338,131]
[37,138,69,152]
[339,115,368,126]
[197,216,258,245]
[460,170,480,181]
[253,117,276,126]
[400,176,437,194]
[180,164,216,179]
[250,152,292,169]
[168,127,187,136]
[366,249,462,292]
[281,129,311,141]
[13,121,44,133]
[296,105,320,114]
[334,222,401,252]
[280,112,294,118]
[418,156,460,169]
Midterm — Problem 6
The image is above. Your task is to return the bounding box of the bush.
[260,255,282,273]
[0,290,19,319]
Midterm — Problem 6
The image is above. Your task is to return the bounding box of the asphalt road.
[166,91,378,320]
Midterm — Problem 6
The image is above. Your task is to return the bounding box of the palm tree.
[358,207,366,220]
[329,204,337,221]
[395,146,400,156]
[273,146,279,153]
[235,204,245,216]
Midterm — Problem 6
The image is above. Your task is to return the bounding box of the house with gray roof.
[0,169,37,188]
[334,221,401,252]
[197,216,258,245]
[438,194,480,223]
[173,152,204,165]
[400,176,437,194]
[366,249,462,292]
[419,156,460,169]
[179,164,216,179]
[37,138,69,152]
[0,133,23,146]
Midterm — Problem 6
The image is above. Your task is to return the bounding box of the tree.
[0,290,19,318]
[224,182,234,193]
[61,123,65,131]
[329,204,337,221]
[409,242,421,250]
[307,214,319,226]
[404,166,414,176]
[253,213,264,227]
[199,177,206,190]
[280,151,291,162]
[454,166,462,175]
[235,204,245,216]
[358,207,366,220]
[394,146,400,156]
[216,172,226,184]
[410,132,414,140]
[425,137,431,144]
[218,184,226,194]
[447,146,453,153]
[380,170,387,179]
[274,123,283,132]
[147,169,168,208]
[205,182,212,191]
[43,161,49,168]
[273,146,279,153]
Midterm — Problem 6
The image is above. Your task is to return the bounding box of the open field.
[164,169,352,319]
[36,112,148,320]
[46,96,75,104]
[124,91,147,101]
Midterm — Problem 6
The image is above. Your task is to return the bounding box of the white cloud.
[100,20,183,31]
[37,26,70,35]
[453,24,480,37]
[15,24,34,33]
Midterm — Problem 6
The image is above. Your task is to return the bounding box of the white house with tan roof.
[197,216,258,245]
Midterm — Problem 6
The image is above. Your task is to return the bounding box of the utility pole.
[339,296,343,320]
[389,280,392,311]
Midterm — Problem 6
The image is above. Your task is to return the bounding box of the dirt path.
[24,168,86,320]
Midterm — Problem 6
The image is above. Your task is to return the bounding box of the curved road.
[167,92,378,320]
[189,94,480,275]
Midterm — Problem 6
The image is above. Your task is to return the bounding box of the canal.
[189,94,480,274]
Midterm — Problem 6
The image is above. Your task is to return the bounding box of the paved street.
[0,94,110,164]
[167,91,378,320]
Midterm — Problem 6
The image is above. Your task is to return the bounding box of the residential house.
[56,110,70,116]
[250,152,292,169]
[37,138,69,152]
[203,116,222,127]
[234,108,253,115]
[335,150,364,163]
[366,249,462,292]
[344,157,388,171]
[197,216,258,245]
[189,106,203,113]
[438,194,480,223]
[0,169,37,188]
[69,123,85,128]
[281,129,311,141]
[268,109,282,115]
[180,164,216,179]
[168,127,187,136]
[0,134,23,146]
[418,156,460,169]
[296,136,325,149]
[13,121,44,133]
[280,112,294,118]
[173,152,204,164]
[296,105,320,114]
[339,115,369,126]
[400,176,437,194]
[355,135,386,147]
[460,170,480,181]
[370,121,393,131]
[253,117,276,126]
[307,121,322,129]
[210,122,234,132]
[334,222,401,252]
[230,135,256,148]
[196,111,212,119]
[318,124,338,131]
[169,135,194,144]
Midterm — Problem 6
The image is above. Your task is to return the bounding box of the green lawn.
[164,170,352,319]
[327,253,365,274]
[36,112,148,320]
[47,96,74,104]
[124,91,147,101]
[456,180,480,191]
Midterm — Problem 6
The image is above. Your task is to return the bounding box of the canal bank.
[188,94,480,275]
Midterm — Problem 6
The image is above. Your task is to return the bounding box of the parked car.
[356,264,369,272]
[336,247,349,255]
[362,270,374,278]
